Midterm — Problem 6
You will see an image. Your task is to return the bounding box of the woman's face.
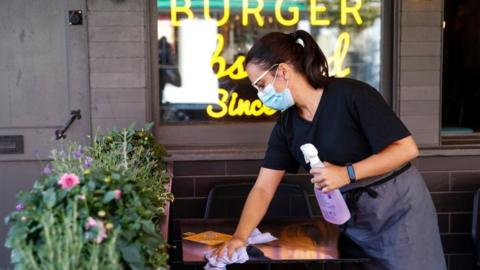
[246,63,288,93]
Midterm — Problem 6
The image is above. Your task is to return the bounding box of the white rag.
[203,228,277,270]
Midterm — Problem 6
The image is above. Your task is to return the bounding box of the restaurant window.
[442,0,480,143]
[156,0,383,125]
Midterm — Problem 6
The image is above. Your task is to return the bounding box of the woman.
[211,30,446,270]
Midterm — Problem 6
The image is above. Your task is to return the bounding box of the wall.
[87,0,149,131]
[169,156,480,270]
[398,0,443,146]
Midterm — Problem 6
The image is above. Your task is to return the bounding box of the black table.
[170,217,370,267]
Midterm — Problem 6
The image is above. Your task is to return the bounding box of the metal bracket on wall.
[55,110,82,140]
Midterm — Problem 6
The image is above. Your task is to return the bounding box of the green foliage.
[89,122,174,221]
[7,200,121,270]
[5,123,173,270]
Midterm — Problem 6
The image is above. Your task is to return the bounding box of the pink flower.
[57,173,80,190]
[114,189,122,200]
[85,217,97,230]
[84,217,107,243]
[95,220,107,243]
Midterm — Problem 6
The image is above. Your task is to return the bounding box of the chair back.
[204,182,313,219]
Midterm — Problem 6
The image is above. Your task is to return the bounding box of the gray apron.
[339,163,447,270]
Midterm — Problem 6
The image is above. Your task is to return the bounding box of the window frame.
[148,0,396,158]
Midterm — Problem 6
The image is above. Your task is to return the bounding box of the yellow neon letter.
[341,0,363,25]
[251,100,264,116]
[228,92,241,116]
[237,99,252,116]
[211,34,248,80]
[206,89,228,118]
[275,0,300,26]
[204,0,230,26]
[263,106,277,116]
[242,0,264,27]
[171,0,194,27]
[310,0,330,26]
[329,32,351,77]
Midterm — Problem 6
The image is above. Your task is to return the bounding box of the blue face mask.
[256,69,295,111]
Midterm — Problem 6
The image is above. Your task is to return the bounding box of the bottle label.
[320,199,337,220]
[318,192,336,219]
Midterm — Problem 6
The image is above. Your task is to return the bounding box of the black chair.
[204,182,313,219]
[472,188,480,269]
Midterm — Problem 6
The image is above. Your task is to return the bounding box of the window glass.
[442,0,480,135]
[157,0,382,123]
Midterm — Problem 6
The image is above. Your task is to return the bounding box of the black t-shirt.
[261,77,411,173]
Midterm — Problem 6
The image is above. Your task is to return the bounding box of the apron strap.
[343,162,412,222]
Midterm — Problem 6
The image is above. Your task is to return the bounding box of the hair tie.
[289,32,304,47]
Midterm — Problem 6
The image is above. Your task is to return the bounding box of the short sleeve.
[261,119,300,173]
[351,82,411,153]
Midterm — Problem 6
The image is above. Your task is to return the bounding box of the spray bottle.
[300,143,351,225]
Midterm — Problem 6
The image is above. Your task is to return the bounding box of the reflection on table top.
[176,217,369,264]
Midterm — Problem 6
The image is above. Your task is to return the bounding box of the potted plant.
[5,124,174,269]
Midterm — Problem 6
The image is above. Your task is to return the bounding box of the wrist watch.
[345,163,357,183]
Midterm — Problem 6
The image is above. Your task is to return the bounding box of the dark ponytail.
[245,30,331,89]
[290,30,331,88]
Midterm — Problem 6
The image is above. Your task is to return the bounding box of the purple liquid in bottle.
[301,144,351,225]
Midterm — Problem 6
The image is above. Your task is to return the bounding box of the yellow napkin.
[183,231,233,246]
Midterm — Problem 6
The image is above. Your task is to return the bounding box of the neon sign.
[206,89,277,118]
[163,0,367,119]
[169,0,363,27]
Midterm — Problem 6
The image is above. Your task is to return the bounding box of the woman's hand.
[309,162,350,192]
[211,236,247,259]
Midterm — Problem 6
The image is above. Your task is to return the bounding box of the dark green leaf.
[144,122,154,131]
[84,231,96,241]
[103,191,116,203]
[120,244,143,264]
[111,173,121,181]
[57,190,67,201]
[87,181,96,191]
[5,224,27,248]
[124,184,133,193]
[127,122,136,131]
[127,262,148,270]
[10,249,23,263]
[42,189,56,208]
[4,215,11,225]
[141,221,157,236]
[143,236,162,248]
[122,229,137,242]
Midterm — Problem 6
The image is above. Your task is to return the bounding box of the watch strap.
[346,163,357,183]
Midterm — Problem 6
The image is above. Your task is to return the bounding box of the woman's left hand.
[309,162,351,192]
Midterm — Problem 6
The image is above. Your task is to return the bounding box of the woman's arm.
[232,167,285,241]
[353,135,418,180]
[211,167,285,258]
[311,135,419,192]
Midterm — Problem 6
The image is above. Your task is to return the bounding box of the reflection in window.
[442,0,480,135]
[157,0,382,123]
